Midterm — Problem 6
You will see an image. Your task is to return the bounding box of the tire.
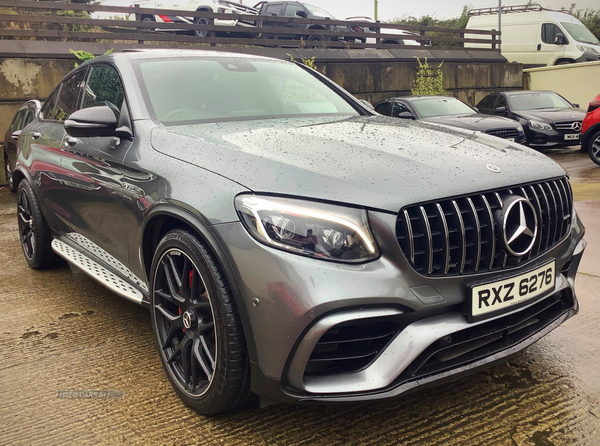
[194,16,209,38]
[142,17,155,32]
[150,229,250,415]
[17,180,58,269]
[588,130,600,166]
[307,32,324,42]
[4,153,16,193]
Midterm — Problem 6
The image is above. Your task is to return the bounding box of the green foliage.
[70,48,113,68]
[287,54,317,70]
[412,58,446,96]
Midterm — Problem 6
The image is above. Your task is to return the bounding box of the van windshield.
[561,22,599,44]
[508,92,572,111]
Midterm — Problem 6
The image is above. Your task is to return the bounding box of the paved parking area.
[1,148,599,446]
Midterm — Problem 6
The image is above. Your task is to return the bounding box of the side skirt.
[51,239,146,305]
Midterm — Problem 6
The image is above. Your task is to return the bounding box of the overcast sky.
[279,1,599,21]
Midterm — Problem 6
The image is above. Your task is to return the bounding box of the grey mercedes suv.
[13,50,585,414]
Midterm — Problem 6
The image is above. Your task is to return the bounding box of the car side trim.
[52,239,144,304]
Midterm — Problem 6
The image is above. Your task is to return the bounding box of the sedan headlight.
[528,120,553,131]
[235,195,380,263]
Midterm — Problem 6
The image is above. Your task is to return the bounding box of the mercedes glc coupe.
[13,50,586,414]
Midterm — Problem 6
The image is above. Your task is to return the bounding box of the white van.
[465,4,600,67]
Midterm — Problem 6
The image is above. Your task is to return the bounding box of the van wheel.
[588,130,600,166]
[142,17,155,32]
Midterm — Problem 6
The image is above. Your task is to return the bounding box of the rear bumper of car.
[210,206,585,404]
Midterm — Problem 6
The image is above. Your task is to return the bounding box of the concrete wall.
[523,61,600,108]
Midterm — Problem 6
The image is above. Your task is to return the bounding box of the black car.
[476,91,586,148]
[3,100,41,192]
[375,96,526,143]
[254,1,356,42]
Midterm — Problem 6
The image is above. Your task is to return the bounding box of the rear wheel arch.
[583,123,600,148]
[141,207,258,363]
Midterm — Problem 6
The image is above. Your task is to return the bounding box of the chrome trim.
[436,203,450,274]
[419,206,433,274]
[527,185,543,256]
[403,209,414,264]
[51,239,144,304]
[552,180,565,239]
[286,308,404,391]
[466,197,481,271]
[543,182,559,244]
[481,194,495,270]
[535,183,551,250]
[452,200,466,273]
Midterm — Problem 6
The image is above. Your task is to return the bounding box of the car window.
[284,3,304,17]
[411,97,477,117]
[495,95,507,109]
[265,3,283,15]
[53,70,86,122]
[391,102,410,117]
[374,102,391,116]
[508,92,572,111]
[541,23,564,44]
[10,110,25,132]
[40,89,59,121]
[481,95,497,112]
[82,65,125,120]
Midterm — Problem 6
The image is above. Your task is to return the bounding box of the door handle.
[32,132,41,139]
[537,44,541,51]
[64,136,78,147]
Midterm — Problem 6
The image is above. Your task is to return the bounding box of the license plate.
[471,261,555,319]
[564,134,579,140]
[507,138,515,142]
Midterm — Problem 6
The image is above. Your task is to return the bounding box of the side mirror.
[11,130,22,140]
[295,10,307,18]
[64,106,117,138]
[495,106,507,115]
[397,111,415,119]
[472,106,480,113]
[359,99,374,110]
[554,32,565,45]
[573,103,580,108]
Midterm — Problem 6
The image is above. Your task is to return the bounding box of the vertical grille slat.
[396,178,573,276]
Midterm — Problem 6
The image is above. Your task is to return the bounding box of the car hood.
[420,114,521,131]
[151,115,565,212]
[515,107,587,123]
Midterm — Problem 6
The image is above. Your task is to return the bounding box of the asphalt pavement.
[1,148,599,446]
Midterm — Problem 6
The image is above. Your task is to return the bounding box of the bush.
[412,58,446,96]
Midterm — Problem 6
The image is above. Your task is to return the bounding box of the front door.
[537,22,566,66]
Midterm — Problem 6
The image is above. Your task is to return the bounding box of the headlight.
[528,120,552,131]
[576,45,597,53]
[235,195,380,263]
[517,124,524,133]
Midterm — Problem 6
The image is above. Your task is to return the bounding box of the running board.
[52,239,144,304]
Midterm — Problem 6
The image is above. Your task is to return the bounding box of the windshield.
[508,92,572,111]
[411,97,476,117]
[137,58,358,124]
[304,4,335,18]
[561,22,599,44]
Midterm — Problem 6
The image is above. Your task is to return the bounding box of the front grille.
[486,129,519,139]
[303,318,402,378]
[397,289,574,382]
[396,178,573,276]
[554,121,582,133]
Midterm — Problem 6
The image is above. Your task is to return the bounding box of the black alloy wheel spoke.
[162,260,185,303]
[18,191,35,259]
[199,335,216,369]
[193,337,213,379]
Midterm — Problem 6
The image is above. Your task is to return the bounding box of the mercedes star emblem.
[183,311,193,329]
[500,196,538,256]
[572,122,582,131]
[486,164,501,173]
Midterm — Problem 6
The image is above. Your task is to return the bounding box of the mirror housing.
[64,106,118,138]
[358,99,374,110]
[573,103,580,108]
[397,111,415,119]
[11,130,22,140]
[554,33,566,45]
[295,10,307,18]
[495,106,507,115]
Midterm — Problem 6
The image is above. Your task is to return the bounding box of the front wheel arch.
[554,58,576,65]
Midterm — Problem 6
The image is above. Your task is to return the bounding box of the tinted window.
[82,65,125,120]
[391,102,411,117]
[10,110,25,132]
[478,95,495,112]
[138,59,358,124]
[375,102,391,116]
[495,95,507,109]
[23,109,34,127]
[52,70,86,121]
[508,92,572,111]
[40,89,59,121]
[411,97,477,117]
[542,23,563,44]
[265,3,282,15]
[284,3,304,17]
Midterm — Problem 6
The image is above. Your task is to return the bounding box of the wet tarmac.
[1,148,600,446]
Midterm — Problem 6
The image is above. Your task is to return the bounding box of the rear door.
[537,22,566,66]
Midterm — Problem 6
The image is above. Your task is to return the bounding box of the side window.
[481,95,497,112]
[374,102,391,116]
[10,110,24,132]
[541,23,562,44]
[52,70,87,122]
[495,95,507,109]
[391,102,410,117]
[284,3,304,17]
[40,89,59,121]
[23,109,34,127]
[265,3,282,15]
[82,65,125,120]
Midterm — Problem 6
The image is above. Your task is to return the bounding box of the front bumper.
[210,209,585,403]
[526,127,581,147]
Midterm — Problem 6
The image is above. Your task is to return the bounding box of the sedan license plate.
[471,261,555,319]
[564,134,580,141]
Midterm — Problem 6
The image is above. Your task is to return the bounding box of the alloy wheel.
[591,136,600,165]
[153,249,217,396]
[194,17,209,38]
[17,189,35,260]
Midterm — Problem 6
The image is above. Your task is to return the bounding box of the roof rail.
[468,3,572,16]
